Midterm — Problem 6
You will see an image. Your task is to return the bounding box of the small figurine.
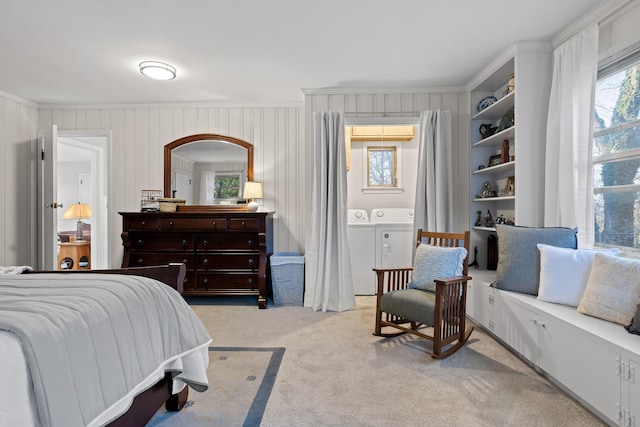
[485,209,494,227]
[481,181,493,198]
[474,210,482,226]
[501,140,510,164]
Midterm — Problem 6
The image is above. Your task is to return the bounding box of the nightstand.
[58,241,91,270]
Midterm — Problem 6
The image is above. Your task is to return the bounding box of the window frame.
[592,47,640,255]
[361,141,404,194]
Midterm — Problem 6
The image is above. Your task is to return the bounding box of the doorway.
[38,127,111,270]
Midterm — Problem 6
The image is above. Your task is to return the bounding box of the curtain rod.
[343,111,421,117]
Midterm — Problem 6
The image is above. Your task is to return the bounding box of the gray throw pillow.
[495,224,577,295]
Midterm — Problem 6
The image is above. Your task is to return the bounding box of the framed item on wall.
[488,154,502,168]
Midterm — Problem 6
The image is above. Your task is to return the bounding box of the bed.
[0,263,212,427]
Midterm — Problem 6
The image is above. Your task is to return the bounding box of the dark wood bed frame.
[25,263,190,426]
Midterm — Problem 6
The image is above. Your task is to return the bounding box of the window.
[593,50,640,250]
[367,146,397,187]
[214,173,242,201]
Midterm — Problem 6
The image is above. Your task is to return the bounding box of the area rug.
[148,347,285,427]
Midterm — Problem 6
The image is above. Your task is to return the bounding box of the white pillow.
[536,244,619,307]
[578,253,640,325]
[408,244,467,292]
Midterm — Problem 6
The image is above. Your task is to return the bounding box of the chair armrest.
[373,267,413,295]
[434,275,472,286]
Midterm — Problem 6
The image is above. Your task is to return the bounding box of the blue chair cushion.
[380,288,436,326]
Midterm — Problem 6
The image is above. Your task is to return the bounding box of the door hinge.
[41,148,45,160]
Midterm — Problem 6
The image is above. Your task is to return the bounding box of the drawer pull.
[141,221,146,228]
[211,221,217,229]
[241,221,246,229]
[137,259,144,266]
[248,259,254,266]
[203,258,209,266]
[169,221,174,228]
[203,240,208,248]
[203,278,208,285]
[137,239,144,246]
[248,239,254,248]
[182,259,188,265]
[182,239,187,248]
[248,277,254,285]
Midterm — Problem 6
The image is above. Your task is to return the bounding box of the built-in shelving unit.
[468,43,553,270]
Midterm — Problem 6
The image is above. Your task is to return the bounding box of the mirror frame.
[164,133,254,208]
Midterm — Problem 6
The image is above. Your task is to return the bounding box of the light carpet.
[185,295,606,427]
[147,347,284,427]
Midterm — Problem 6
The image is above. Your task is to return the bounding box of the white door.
[37,125,60,270]
[175,171,193,204]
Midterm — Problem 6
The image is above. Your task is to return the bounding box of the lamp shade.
[61,203,91,220]
[243,181,263,211]
[243,181,263,199]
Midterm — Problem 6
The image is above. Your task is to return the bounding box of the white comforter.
[0,273,212,427]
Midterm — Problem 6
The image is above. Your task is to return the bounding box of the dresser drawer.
[130,233,194,251]
[127,217,159,231]
[196,253,260,270]
[129,253,195,269]
[159,218,227,231]
[228,217,261,231]
[195,273,259,291]
[196,233,259,250]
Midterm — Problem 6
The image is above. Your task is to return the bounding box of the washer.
[370,208,415,269]
[347,209,376,295]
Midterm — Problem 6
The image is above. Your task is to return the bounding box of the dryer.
[347,209,376,295]
[370,208,415,269]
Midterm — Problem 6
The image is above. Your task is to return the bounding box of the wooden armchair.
[373,230,473,359]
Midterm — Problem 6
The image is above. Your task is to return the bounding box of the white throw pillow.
[536,244,619,307]
[578,253,640,325]
[408,244,467,292]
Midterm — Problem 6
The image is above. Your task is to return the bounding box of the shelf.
[473,126,515,147]
[473,91,514,121]
[473,196,515,202]
[473,161,515,175]
[473,226,497,232]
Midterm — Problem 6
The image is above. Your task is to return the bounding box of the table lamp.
[243,181,263,211]
[61,202,91,241]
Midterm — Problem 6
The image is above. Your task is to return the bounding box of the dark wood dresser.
[119,211,273,308]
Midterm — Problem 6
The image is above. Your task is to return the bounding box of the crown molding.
[552,0,637,48]
[301,85,466,96]
[37,100,304,110]
[0,89,39,108]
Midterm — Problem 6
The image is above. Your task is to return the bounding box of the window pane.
[593,124,640,156]
[214,176,241,199]
[594,63,640,132]
[594,191,640,248]
[368,148,396,186]
[593,59,640,249]
[593,159,640,188]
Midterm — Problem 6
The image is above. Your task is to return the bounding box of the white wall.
[304,91,471,235]
[0,91,39,266]
[37,106,306,268]
[347,134,419,213]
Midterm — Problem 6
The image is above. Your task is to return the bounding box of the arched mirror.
[164,134,254,207]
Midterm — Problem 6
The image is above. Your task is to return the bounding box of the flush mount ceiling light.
[139,61,176,80]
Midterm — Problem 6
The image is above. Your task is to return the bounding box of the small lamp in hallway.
[61,202,91,241]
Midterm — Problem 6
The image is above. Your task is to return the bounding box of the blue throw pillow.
[409,244,467,292]
[495,224,577,295]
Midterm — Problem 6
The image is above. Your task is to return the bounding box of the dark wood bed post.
[25,263,190,425]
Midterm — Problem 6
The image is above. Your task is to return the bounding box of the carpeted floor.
[183,295,606,427]
[147,347,284,427]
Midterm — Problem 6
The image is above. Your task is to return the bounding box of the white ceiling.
[0,0,614,106]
